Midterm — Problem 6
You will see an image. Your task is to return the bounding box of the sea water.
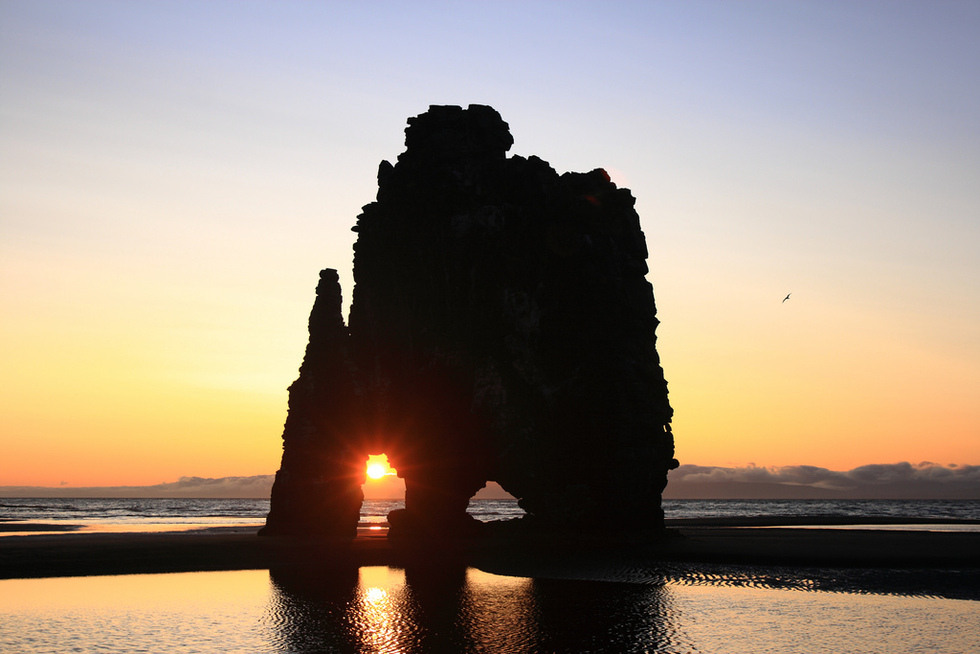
[1,567,977,653]
[1,497,978,534]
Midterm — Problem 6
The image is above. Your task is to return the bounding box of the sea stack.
[262,104,677,538]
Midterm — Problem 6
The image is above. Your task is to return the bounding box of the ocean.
[1,497,979,535]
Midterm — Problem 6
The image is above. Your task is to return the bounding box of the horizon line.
[2,461,977,500]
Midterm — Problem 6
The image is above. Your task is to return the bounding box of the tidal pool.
[1,567,976,653]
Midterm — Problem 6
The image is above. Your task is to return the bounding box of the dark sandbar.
[0,523,83,533]
[2,518,977,599]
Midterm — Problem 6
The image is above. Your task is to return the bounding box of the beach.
[3,518,978,600]
[3,518,979,653]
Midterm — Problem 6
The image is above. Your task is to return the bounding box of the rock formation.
[262,104,677,538]
[259,270,364,537]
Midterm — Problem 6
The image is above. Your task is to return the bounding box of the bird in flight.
[782,293,791,303]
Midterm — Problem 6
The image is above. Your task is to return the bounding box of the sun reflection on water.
[364,585,387,603]
[353,567,417,652]
[267,564,686,652]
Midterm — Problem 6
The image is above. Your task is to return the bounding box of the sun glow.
[365,454,396,480]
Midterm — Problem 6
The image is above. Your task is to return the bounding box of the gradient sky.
[2,1,978,487]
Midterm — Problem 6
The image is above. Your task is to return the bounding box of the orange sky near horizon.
[2,3,978,488]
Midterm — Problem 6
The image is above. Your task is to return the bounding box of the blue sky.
[1,1,978,485]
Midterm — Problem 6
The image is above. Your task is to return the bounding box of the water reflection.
[267,564,360,652]
[528,578,682,652]
[2,569,974,653]
[268,563,690,653]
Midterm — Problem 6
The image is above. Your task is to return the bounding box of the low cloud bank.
[0,475,276,498]
[2,463,977,499]
[0,475,515,500]
[663,462,980,499]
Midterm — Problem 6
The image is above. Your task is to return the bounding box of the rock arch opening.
[359,453,406,533]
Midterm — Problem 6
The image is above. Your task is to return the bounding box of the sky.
[2,1,978,489]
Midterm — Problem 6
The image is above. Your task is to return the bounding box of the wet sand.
[0,523,83,533]
[1,518,977,598]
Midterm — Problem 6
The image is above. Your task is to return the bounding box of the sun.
[365,454,396,481]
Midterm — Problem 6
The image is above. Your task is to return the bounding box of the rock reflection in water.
[267,564,360,652]
[528,578,682,652]
[268,564,687,653]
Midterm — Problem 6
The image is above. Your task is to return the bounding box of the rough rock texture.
[262,105,677,538]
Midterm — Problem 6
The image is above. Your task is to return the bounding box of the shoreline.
[5,514,976,533]
[1,517,978,601]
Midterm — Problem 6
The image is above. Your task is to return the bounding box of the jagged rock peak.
[401,104,514,163]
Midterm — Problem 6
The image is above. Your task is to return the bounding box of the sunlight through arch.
[364,453,397,481]
[359,454,406,532]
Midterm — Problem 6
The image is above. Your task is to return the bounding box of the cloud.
[663,462,980,499]
[0,475,517,500]
[154,476,276,498]
[0,475,275,498]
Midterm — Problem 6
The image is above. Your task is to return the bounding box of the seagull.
[782,293,791,303]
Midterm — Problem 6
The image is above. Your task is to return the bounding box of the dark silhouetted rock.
[263,105,677,539]
[259,270,362,537]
